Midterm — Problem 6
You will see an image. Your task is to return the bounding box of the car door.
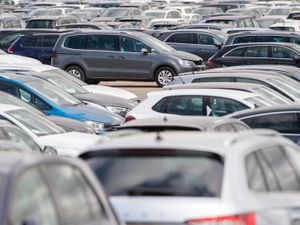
[165,32,199,56]
[270,46,299,66]
[83,34,120,79]
[216,47,248,66]
[9,167,60,225]
[16,36,40,60]
[116,35,152,79]
[197,33,222,61]
[39,35,59,65]
[241,112,300,143]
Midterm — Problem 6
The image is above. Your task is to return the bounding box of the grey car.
[0,152,120,225]
[51,30,204,86]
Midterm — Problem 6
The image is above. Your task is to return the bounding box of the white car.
[0,50,41,65]
[80,130,300,225]
[125,89,274,121]
[0,104,104,157]
[143,9,183,19]
[0,64,140,104]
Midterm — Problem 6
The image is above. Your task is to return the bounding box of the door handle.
[108,56,114,59]
[119,56,125,59]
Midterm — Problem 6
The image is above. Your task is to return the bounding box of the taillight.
[207,60,216,68]
[7,47,13,54]
[125,115,135,123]
[186,213,256,225]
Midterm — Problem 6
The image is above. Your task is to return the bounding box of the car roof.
[227,30,299,36]
[0,72,39,83]
[120,116,245,131]
[0,104,23,112]
[224,41,299,48]
[81,130,286,158]
[226,104,300,118]
[206,15,253,20]
[27,16,76,20]
[160,29,227,36]
[165,82,265,90]
[147,88,259,100]
[0,64,55,72]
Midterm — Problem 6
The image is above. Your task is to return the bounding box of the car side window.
[198,34,216,45]
[237,19,246,27]
[10,168,59,225]
[39,36,59,47]
[86,35,118,51]
[45,164,105,225]
[236,78,268,86]
[244,46,269,57]
[21,36,39,47]
[225,47,246,57]
[18,88,51,110]
[244,18,254,27]
[233,36,254,44]
[209,96,248,117]
[152,96,204,115]
[192,77,234,83]
[214,123,236,132]
[172,11,181,18]
[166,33,197,44]
[232,122,249,131]
[120,36,147,52]
[271,46,296,59]
[0,81,18,96]
[166,12,172,18]
[64,35,86,49]
[241,113,300,133]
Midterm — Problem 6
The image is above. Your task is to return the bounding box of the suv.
[51,31,204,86]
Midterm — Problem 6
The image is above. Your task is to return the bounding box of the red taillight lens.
[7,47,13,54]
[125,115,135,123]
[186,213,255,225]
[207,60,215,66]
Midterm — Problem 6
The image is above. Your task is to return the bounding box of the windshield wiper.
[127,187,199,196]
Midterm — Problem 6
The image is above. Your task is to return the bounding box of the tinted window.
[166,33,197,44]
[198,34,216,45]
[87,153,224,197]
[22,36,58,48]
[244,46,269,57]
[233,36,255,44]
[192,77,233,83]
[86,35,118,51]
[45,165,104,225]
[271,46,296,59]
[120,36,146,52]
[242,113,300,133]
[26,20,55,29]
[209,96,248,117]
[64,35,86,49]
[10,168,58,225]
[152,96,204,115]
[225,47,246,57]
[0,82,18,95]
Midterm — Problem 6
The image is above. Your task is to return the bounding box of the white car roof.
[147,89,259,101]
[0,104,23,112]
[0,64,55,72]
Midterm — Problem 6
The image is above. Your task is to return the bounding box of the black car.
[158,29,227,62]
[204,15,257,28]
[224,31,300,46]
[226,104,300,143]
[208,42,300,68]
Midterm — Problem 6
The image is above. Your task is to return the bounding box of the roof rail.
[224,129,280,146]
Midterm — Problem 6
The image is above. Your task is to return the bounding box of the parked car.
[0,104,104,156]
[164,82,292,105]
[100,7,142,20]
[125,89,274,122]
[0,64,140,103]
[270,21,300,32]
[256,15,285,28]
[0,73,124,133]
[52,30,204,86]
[227,104,300,143]
[25,16,78,29]
[208,42,300,68]
[158,29,227,62]
[0,151,120,225]
[119,116,250,132]
[204,15,258,28]
[267,6,294,16]
[0,16,23,28]
[143,9,183,19]
[170,70,300,102]
[224,31,300,46]
[80,130,300,225]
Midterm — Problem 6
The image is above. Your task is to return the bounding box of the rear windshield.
[86,151,223,197]
[26,20,55,29]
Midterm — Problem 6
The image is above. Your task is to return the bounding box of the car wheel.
[154,67,176,87]
[86,79,100,85]
[66,65,86,82]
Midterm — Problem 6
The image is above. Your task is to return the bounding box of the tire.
[154,66,176,87]
[65,65,86,82]
[86,79,100,85]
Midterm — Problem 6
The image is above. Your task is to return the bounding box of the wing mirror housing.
[141,48,149,54]
[43,146,58,155]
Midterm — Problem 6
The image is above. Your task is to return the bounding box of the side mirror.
[141,48,148,54]
[43,146,58,155]
[215,44,222,49]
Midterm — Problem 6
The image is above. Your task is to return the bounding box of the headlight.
[106,106,128,115]
[85,121,105,133]
[178,59,195,67]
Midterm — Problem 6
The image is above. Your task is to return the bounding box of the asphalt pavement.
[101,81,160,100]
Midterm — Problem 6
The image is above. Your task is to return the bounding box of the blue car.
[8,33,60,64]
[0,73,124,133]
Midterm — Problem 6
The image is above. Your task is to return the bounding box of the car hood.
[169,50,202,62]
[74,93,135,109]
[63,103,124,125]
[47,115,96,134]
[2,54,41,65]
[37,132,105,157]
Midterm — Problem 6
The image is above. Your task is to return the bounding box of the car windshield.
[268,78,300,99]
[144,11,166,18]
[46,75,88,95]
[86,152,223,197]
[252,87,292,105]
[25,80,81,106]
[30,9,52,16]
[7,109,65,136]
[45,69,87,86]
[244,96,270,108]
[268,8,291,16]
[0,126,42,153]
[257,19,277,28]
[102,8,129,17]
[26,20,55,29]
